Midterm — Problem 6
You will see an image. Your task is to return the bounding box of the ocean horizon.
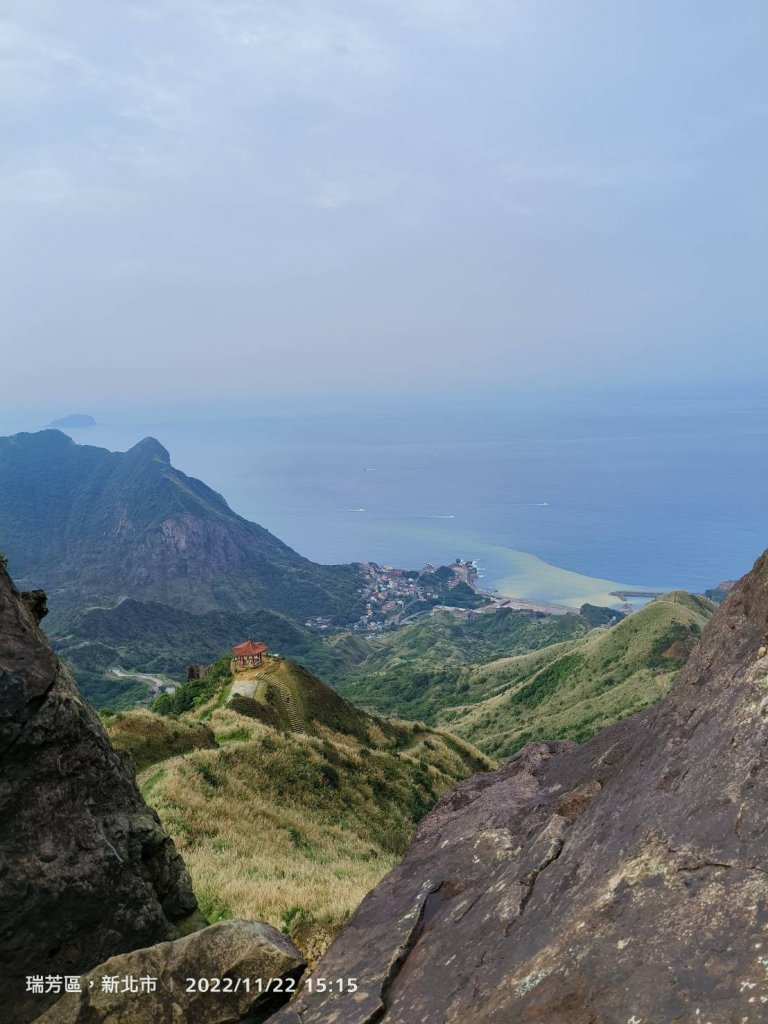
[3,389,766,609]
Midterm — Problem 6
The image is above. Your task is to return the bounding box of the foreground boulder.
[275,550,768,1023]
[0,564,202,1024]
[34,920,305,1024]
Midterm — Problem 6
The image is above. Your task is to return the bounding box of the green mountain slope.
[55,597,356,707]
[104,656,493,964]
[337,606,595,720]
[0,430,363,626]
[438,592,715,758]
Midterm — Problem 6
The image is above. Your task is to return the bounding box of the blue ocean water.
[4,390,767,604]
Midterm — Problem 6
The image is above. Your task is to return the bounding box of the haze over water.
[2,3,764,609]
[5,389,767,608]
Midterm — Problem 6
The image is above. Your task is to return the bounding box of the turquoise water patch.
[476,545,645,608]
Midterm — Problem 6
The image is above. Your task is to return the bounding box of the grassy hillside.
[55,597,358,707]
[105,656,493,964]
[92,587,715,963]
[438,592,715,758]
[338,606,594,721]
[104,710,217,770]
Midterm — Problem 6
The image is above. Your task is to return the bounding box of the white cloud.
[0,157,135,207]
[0,0,765,400]
[381,0,527,42]
[500,156,699,189]
[299,165,406,209]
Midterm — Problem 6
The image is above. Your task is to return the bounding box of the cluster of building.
[305,559,482,634]
[355,562,427,629]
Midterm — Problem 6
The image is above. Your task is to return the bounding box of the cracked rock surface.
[0,565,201,1024]
[274,550,768,1023]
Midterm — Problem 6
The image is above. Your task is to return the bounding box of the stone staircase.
[275,682,304,733]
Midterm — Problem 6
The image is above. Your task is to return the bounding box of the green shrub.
[153,656,232,716]
[319,763,341,789]
[280,906,315,935]
[195,763,220,788]
[508,654,584,710]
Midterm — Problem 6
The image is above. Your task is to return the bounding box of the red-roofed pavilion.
[232,640,268,669]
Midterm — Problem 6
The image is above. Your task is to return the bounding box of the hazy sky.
[2,0,766,403]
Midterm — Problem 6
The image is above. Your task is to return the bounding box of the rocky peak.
[0,564,202,1024]
[274,549,768,1023]
[126,436,171,464]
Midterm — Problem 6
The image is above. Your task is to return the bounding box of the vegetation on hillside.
[55,600,359,707]
[438,592,715,758]
[81,585,717,967]
[153,656,233,716]
[401,578,491,617]
[337,606,594,721]
[106,656,493,964]
[101,709,217,770]
[78,671,153,711]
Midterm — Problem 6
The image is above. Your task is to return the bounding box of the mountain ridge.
[55,596,356,707]
[0,429,364,627]
[336,593,715,755]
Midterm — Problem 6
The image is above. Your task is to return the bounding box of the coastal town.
[304,558,486,634]
[305,558,689,638]
[305,557,581,635]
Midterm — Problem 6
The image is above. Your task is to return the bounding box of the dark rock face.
[187,662,211,682]
[275,551,768,1023]
[0,566,201,1024]
[20,589,48,624]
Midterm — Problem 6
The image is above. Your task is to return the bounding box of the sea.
[3,389,767,609]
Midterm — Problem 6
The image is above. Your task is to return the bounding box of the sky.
[1,0,766,405]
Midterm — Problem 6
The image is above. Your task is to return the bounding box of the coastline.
[476,545,662,611]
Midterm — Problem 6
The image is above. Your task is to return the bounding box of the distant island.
[47,414,97,428]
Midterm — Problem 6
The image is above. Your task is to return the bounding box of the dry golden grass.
[103,708,216,770]
[137,705,493,962]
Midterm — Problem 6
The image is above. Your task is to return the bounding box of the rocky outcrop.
[274,550,768,1023]
[20,589,47,624]
[0,565,202,1024]
[34,920,305,1024]
[186,662,212,682]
